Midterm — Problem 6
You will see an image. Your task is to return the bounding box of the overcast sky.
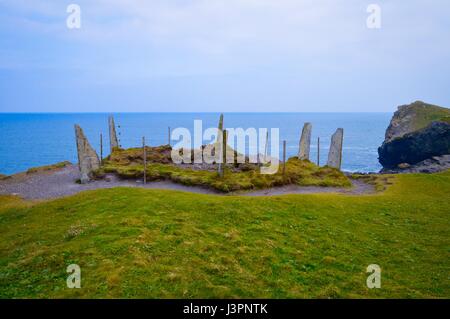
[0,0,449,112]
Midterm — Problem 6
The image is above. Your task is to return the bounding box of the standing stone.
[109,115,119,152]
[216,114,224,144]
[298,123,312,160]
[75,125,100,184]
[327,128,344,169]
[218,114,224,132]
[216,114,223,144]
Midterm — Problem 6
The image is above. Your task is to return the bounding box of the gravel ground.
[0,164,375,200]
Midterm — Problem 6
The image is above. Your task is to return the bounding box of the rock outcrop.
[75,125,100,184]
[378,101,450,171]
[298,123,312,160]
[381,155,450,174]
[327,128,344,169]
[384,101,449,142]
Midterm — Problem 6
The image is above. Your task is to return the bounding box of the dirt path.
[0,165,375,200]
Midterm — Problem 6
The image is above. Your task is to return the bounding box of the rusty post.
[282,140,286,177]
[143,136,147,184]
[317,137,320,166]
[100,133,103,166]
[168,127,171,146]
[219,129,227,178]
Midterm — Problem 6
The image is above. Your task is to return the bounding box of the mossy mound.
[99,147,351,192]
[108,145,173,165]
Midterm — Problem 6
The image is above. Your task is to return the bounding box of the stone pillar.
[75,125,100,184]
[216,114,224,144]
[327,128,344,170]
[298,122,312,160]
[109,115,119,152]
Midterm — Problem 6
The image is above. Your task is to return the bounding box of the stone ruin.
[74,124,100,184]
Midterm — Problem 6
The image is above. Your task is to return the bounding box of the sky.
[0,0,449,113]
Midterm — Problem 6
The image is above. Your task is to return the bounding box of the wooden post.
[100,133,103,166]
[142,137,147,184]
[282,140,286,177]
[168,127,171,146]
[317,137,320,166]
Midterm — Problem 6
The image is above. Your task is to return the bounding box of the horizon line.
[0,111,392,114]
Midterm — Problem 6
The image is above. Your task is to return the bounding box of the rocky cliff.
[378,101,450,172]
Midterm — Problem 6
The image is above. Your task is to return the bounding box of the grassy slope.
[0,171,449,298]
[408,102,450,131]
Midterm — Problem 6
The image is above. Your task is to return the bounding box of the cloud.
[0,0,449,111]
[1,0,363,53]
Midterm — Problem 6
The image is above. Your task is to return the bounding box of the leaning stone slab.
[327,128,344,169]
[298,122,312,160]
[109,115,119,152]
[75,125,100,184]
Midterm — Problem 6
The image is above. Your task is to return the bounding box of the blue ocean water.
[0,113,391,175]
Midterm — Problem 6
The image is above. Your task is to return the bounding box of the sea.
[0,113,391,175]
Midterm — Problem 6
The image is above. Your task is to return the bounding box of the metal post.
[264,130,269,162]
[143,137,147,184]
[219,130,227,178]
[282,140,286,177]
[168,127,171,146]
[317,137,320,166]
[100,133,103,166]
[218,131,222,177]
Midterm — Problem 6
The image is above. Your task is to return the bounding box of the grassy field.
[0,171,449,298]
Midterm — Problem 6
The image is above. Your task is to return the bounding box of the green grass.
[100,149,351,192]
[0,171,449,298]
[406,101,450,132]
[440,116,450,124]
